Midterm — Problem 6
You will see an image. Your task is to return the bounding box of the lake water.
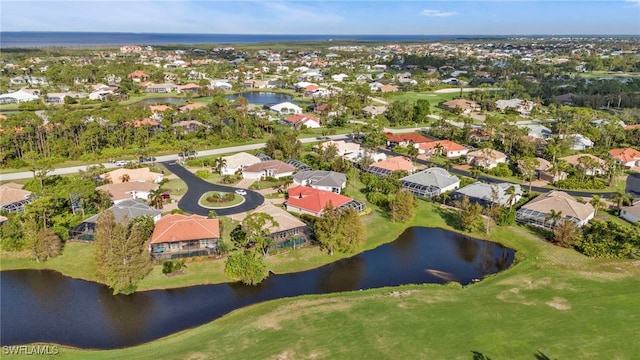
[225,92,292,105]
[0,227,514,349]
[137,97,187,105]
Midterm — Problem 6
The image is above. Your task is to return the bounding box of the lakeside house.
[149,214,220,260]
[69,199,161,241]
[516,191,595,228]
[251,202,312,248]
[0,183,32,213]
[452,182,522,208]
[269,102,302,115]
[400,167,460,198]
[293,170,347,193]
[285,186,365,217]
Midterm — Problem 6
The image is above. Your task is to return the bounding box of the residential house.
[145,83,178,93]
[149,214,220,260]
[620,200,640,224]
[0,183,32,213]
[517,124,553,140]
[293,170,347,193]
[269,102,303,115]
[172,120,204,134]
[10,76,47,86]
[68,199,161,241]
[554,93,577,105]
[149,104,172,120]
[344,149,387,164]
[400,167,460,198]
[518,157,567,183]
[178,103,206,112]
[379,84,399,93]
[452,182,523,208]
[331,73,349,82]
[0,89,39,104]
[469,128,492,142]
[100,168,164,184]
[386,133,432,148]
[177,83,200,93]
[563,134,594,151]
[362,105,387,117]
[559,154,607,176]
[96,181,160,204]
[285,186,364,217]
[495,99,536,115]
[366,156,416,177]
[441,99,481,114]
[466,148,508,169]
[626,173,640,196]
[250,202,312,248]
[242,160,296,180]
[419,140,469,158]
[608,147,640,168]
[516,191,595,228]
[221,152,261,175]
[321,140,360,156]
[283,114,321,129]
[45,92,84,104]
[128,70,150,82]
[209,79,233,90]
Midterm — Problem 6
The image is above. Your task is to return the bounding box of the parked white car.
[115,160,127,166]
[235,189,247,196]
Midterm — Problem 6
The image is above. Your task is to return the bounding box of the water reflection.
[0,227,514,349]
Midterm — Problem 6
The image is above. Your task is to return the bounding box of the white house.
[563,134,594,151]
[620,201,640,224]
[0,90,39,104]
[269,102,302,115]
[209,80,232,90]
[331,73,349,82]
[293,170,347,193]
[221,152,261,175]
[242,160,296,180]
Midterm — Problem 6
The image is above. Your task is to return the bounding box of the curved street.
[161,161,264,216]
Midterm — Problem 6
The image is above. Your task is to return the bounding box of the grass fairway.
[10,201,637,359]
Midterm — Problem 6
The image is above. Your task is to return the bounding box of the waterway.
[0,227,514,349]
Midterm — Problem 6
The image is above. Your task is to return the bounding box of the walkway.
[161,161,264,216]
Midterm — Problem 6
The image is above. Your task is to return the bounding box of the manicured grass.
[162,178,187,196]
[390,91,459,108]
[41,201,640,359]
[198,191,244,208]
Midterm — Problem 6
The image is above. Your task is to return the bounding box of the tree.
[611,191,633,214]
[213,156,227,175]
[339,207,366,253]
[94,211,154,295]
[519,157,538,192]
[589,195,605,216]
[224,250,268,285]
[545,209,563,228]
[22,217,62,262]
[390,189,417,222]
[242,212,279,256]
[553,220,581,248]
[505,185,518,210]
[314,203,344,255]
[407,145,419,163]
[120,173,130,182]
[455,196,484,233]
[230,224,249,249]
[147,188,165,209]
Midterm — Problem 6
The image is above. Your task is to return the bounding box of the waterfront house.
[285,186,364,217]
[400,167,460,198]
[149,214,220,260]
[251,202,312,248]
[0,183,32,213]
[269,102,302,115]
[516,191,595,228]
[452,182,522,208]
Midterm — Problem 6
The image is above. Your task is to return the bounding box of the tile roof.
[0,183,31,206]
[149,105,171,112]
[96,182,159,202]
[608,148,640,163]
[559,154,606,167]
[368,156,416,172]
[520,191,594,221]
[223,152,261,170]
[252,202,307,233]
[293,170,347,189]
[386,133,431,144]
[243,160,296,175]
[442,99,480,111]
[286,186,352,213]
[84,199,161,224]
[100,168,163,183]
[284,114,320,125]
[150,214,219,244]
[419,140,467,152]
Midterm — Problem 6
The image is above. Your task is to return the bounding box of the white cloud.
[420,9,458,17]
[625,0,640,7]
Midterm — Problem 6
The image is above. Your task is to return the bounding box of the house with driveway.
[366,156,416,177]
[441,99,481,114]
[608,147,640,168]
[558,154,607,176]
[400,167,460,198]
[516,191,595,228]
[221,152,261,175]
[149,214,220,260]
[466,148,508,169]
[293,170,347,193]
[242,160,296,180]
[250,202,312,248]
[418,140,469,158]
[620,200,640,224]
[96,181,159,204]
[285,186,365,217]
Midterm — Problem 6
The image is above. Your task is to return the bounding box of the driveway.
[161,161,264,216]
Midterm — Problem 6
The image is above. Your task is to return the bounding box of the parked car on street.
[235,189,247,196]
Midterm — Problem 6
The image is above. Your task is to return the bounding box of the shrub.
[366,191,389,208]
[486,163,513,177]
[162,261,174,274]
[195,169,211,179]
[555,177,606,190]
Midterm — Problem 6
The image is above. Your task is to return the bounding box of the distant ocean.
[0,32,512,48]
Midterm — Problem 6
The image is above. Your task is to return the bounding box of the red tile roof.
[386,133,431,144]
[179,103,206,111]
[418,140,467,152]
[128,70,149,79]
[150,214,219,244]
[133,118,160,127]
[286,186,352,214]
[609,147,640,163]
[149,105,171,113]
[284,114,320,125]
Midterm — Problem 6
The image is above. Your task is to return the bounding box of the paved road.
[161,161,264,216]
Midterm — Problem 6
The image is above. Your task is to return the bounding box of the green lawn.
[390,91,460,108]
[198,191,244,208]
[19,201,640,359]
[161,178,187,196]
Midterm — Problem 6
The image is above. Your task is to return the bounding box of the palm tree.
[407,145,419,163]
[282,176,294,190]
[213,156,227,175]
[611,191,633,214]
[545,209,563,228]
[120,173,130,182]
[469,167,482,179]
[433,143,445,158]
[589,195,604,216]
[506,185,518,210]
[148,188,164,209]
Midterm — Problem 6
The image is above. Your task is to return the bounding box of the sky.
[1,0,639,35]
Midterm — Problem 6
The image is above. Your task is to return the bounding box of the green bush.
[366,191,389,208]
[195,169,211,179]
[555,177,606,190]
[486,163,513,177]
[162,261,174,274]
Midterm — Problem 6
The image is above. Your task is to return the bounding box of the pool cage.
[0,199,31,213]
[255,153,273,162]
[337,199,366,213]
[401,180,440,199]
[285,159,313,172]
[515,208,582,229]
[364,165,393,177]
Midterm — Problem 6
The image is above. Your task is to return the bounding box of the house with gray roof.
[626,173,640,196]
[516,191,595,228]
[68,199,161,241]
[517,124,553,140]
[451,182,522,207]
[400,167,460,198]
[293,170,347,193]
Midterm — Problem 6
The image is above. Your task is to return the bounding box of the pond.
[225,91,293,105]
[0,227,514,349]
